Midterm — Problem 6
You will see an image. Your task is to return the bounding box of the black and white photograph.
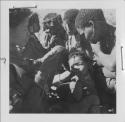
[9,8,116,113]
[1,1,125,122]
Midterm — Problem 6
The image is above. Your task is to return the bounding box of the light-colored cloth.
[66,35,78,51]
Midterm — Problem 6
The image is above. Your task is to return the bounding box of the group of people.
[10,9,116,113]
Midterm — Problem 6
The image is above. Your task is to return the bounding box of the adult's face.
[41,18,60,49]
[76,22,94,41]
[43,19,58,35]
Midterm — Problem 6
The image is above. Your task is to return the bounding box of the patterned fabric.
[66,35,78,51]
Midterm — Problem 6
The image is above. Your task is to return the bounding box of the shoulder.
[27,34,40,45]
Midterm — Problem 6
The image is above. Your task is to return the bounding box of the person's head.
[75,9,106,43]
[63,9,79,35]
[28,13,40,34]
[42,13,63,35]
[41,13,65,49]
[68,48,88,75]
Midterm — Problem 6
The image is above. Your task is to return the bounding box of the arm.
[98,46,116,72]
[102,67,116,78]
[34,45,66,64]
[53,71,72,85]
[91,42,116,72]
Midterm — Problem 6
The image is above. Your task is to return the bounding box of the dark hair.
[69,48,85,60]
[27,13,39,32]
[75,9,106,29]
[43,13,62,24]
[69,47,94,64]
[63,9,79,24]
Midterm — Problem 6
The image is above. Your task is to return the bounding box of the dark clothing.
[34,45,100,113]
[93,65,116,110]
[35,46,69,94]
[10,63,36,113]
[10,34,48,73]
[22,34,48,59]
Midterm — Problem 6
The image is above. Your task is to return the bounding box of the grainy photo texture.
[9,8,116,113]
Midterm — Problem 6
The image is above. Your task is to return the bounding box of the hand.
[93,54,102,66]
[106,78,116,92]
[71,75,79,82]
[23,58,34,65]
[69,81,76,93]
[53,71,71,85]
[33,58,43,64]
[52,74,61,85]
[49,35,56,45]
[91,42,101,56]
[51,86,57,91]
[102,67,116,78]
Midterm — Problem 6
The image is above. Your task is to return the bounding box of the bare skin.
[76,20,116,92]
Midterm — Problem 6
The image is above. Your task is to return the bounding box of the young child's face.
[68,55,87,75]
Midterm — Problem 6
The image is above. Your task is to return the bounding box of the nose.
[50,21,54,27]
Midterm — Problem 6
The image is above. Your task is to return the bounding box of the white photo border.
[1,1,125,122]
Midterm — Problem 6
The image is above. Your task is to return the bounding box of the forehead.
[68,55,83,66]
